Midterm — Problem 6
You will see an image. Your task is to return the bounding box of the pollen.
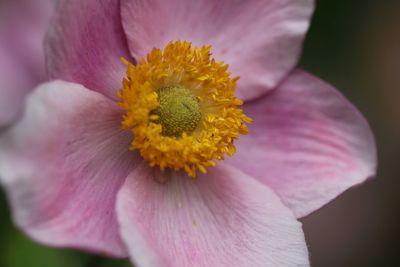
[118,41,252,177]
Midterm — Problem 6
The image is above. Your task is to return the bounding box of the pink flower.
[0,1,377,266]
[0,0,53,127]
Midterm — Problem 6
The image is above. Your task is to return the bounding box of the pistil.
[154,86,201,137]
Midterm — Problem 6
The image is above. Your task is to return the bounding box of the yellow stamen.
[118,41,252,177]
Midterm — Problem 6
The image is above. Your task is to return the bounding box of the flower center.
[118,41,252,177]
[153,86,201,137]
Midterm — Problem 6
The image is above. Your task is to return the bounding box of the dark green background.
[1,0,398,266]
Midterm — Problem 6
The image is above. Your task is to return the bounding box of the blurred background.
[0,0,399,266]
[300,1,400,266]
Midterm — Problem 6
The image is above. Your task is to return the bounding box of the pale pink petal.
[0,0,53,78]
[45,0,132,100]
[121,0,314,100]
[0,0,54,126]
[0,45,33,126]
[117,163,309,267]
[227,70,377,218]
[0,81,141,257]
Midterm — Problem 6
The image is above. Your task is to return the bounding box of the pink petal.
[227,70,377,218]
[116,163,309,267]
[0,81,140,257]
[121,0,314,101]
[45,0,132,100]
[0,45,33,126]
[0,0,54,126]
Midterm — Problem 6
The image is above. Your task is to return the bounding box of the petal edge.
[117,163,310,267]
[228,70,377,218]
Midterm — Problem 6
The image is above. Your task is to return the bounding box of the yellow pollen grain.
[118,41,252,177]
